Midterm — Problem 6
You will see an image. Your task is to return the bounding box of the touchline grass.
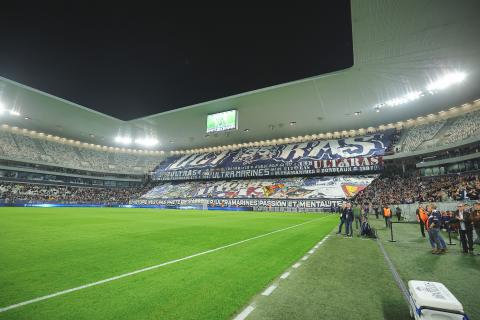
[0,208,337,320]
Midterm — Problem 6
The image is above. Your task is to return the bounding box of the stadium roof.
[1,0,479,152]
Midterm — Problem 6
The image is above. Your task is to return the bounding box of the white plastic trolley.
[408,280,469,320]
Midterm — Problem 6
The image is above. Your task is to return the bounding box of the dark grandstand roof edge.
[0,75,122,122]
[128,67,354,121]
[0,65,353,124]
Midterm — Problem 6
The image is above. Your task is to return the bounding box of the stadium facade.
[0,0,480,211]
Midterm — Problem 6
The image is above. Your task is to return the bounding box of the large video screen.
[207,110,237,133]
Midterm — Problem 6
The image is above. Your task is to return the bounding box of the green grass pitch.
[0,208,337,320]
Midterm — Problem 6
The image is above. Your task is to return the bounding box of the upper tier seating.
[401,121,446,152]
[0,130,164,173]
[442,110,480,145]
[395,109,480,153]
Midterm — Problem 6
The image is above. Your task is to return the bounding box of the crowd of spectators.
[0,182,148,204]
[384,129,401,154]
[354,173,480,206]
[0,130,164,174]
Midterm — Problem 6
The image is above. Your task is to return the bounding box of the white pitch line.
[280,272,290,279]
[292,262,302,269]
[233,305,255,320]
[308,249,315,254]
[0,217,328,314]
[261,285,277,296]
[301,255,310,261]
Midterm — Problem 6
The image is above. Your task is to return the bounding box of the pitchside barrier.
[1,199,331,213]
[3,199,474,216]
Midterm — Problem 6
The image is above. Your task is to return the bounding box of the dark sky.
[0,3,353,120]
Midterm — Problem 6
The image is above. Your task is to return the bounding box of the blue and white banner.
[154,133,392,181]
[131,197,343,210]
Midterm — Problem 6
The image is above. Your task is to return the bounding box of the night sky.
[0,3,353,120]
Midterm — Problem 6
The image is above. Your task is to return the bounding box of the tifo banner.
[131,197,343,210]
[141,175,377,200]
[154,133,391,181]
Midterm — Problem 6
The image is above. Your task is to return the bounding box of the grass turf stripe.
[0,216,327,314]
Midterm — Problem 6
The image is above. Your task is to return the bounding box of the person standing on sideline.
[428,203,447,254]
[336,203,346,234]
[473,201,480,245]
[454,203,474,254]
[425,207,437,253]
[344,202,354,237]
[395,206,402,222]
[374,205,380,219]
[383,205,392,228]
[353,203,362,230]
[416,204,427,238]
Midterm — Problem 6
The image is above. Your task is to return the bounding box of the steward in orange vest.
[418,207,428,224]
[383,206,392,227]
[416,206,428,237]
[383,207,392,217]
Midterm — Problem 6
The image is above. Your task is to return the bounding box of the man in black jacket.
[344,202,354,237]
[454,203,474,254]
[336,203,346,234]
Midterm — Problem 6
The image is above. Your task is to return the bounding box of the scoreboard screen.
[206,110,238,133]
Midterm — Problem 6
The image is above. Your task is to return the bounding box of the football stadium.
[1,2,480,320]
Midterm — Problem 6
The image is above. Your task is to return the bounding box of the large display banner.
[154,133,391,181]
[141,175,377,200]
[131,197,343,210]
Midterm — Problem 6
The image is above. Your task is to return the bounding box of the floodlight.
[385,91,422,107]
[426,72,466,92]
[115,136,132,144]
[135,137,158,147]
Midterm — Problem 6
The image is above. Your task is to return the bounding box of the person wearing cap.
[427,203,447,254]
[455,203,474,254]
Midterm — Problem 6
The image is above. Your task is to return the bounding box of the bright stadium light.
[0,102,5,115]
[115,136,132,145]
[9,110,20,116]
[385,91,422,107]
[135,137,159,147]
[426,71,466,92]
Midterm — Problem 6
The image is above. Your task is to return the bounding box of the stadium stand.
[141,175,377,200]
[0,130,164,173]
[395,109,480,152]
[0,181,147,204]
[354,173,480,206]
[400,120,446,152]
[443,109,480,145]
